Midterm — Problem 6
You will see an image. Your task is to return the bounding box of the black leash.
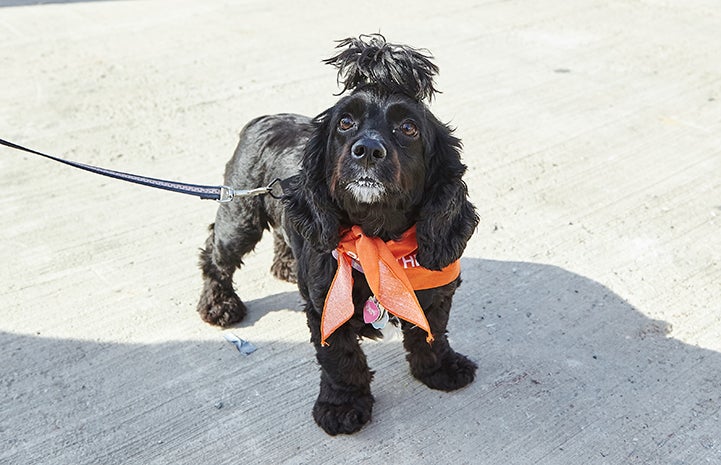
[0,138,282,202]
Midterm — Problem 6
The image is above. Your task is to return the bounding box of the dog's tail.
[323,33,439,102]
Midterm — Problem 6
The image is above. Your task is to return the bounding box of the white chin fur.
[346,181,386,203]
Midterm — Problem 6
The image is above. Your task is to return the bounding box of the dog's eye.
[399,120,419,138]
[338,115,355,131]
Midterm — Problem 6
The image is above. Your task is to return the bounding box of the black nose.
[351,137,387,165]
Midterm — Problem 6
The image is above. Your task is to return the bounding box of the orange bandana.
[321,225,461,346]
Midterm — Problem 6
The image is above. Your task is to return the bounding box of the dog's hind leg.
[197,199,266,326]
[270,230,297,283]
[402,279,477,391]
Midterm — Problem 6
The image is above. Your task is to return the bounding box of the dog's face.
[285,35,478,269]
[325,91,428,213]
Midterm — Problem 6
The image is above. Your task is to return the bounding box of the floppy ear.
[283,110,341,252]
[415,120,479,271]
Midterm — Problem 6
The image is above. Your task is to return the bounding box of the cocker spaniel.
[197,34,479,435]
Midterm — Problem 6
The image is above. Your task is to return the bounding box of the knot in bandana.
[321,225,460,346]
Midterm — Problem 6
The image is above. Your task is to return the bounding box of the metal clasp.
[266,178,283,199]
[216,178,283,203]
[218,186,236,203]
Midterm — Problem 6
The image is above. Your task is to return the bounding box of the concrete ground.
[1,1,720,464]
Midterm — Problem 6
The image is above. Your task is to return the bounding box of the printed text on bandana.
[399,253,420,269]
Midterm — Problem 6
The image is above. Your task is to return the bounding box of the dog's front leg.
[403,280,477,391]
[306,308,374,435]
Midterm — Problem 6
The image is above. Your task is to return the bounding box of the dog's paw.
[412,351,477,392]
[197,284,247,327]
[312,394,373,436]
[270,257,297,284]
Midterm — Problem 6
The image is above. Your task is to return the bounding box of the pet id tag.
[364,296,389,329]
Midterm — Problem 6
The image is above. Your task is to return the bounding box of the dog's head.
[285,35,478,270]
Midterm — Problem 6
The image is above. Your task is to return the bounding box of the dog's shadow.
[328,257,721,455]
[233,257,721,451]
[4,258,720,462]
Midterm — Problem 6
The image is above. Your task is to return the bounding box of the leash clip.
[217,178,283,203]
[266,178,283,199]
[218,186,236,203]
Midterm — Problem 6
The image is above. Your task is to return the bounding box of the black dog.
[197,35,479,435]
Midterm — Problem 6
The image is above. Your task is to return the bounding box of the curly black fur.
[197,36,479,435]
[325,33,440,102]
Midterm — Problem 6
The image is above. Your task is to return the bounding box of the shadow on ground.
[2,258,720,464]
